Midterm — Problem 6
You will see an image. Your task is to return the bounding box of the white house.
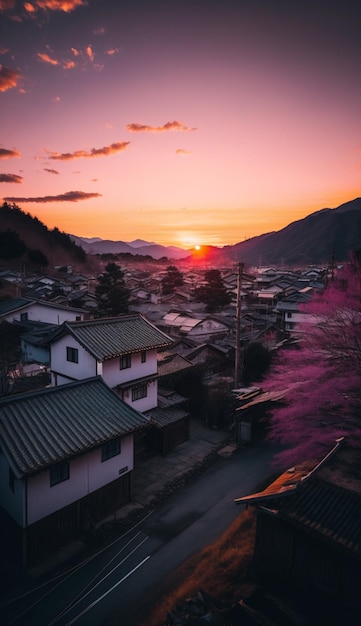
[49,314,173,413]
[0,297,86,325]
[0,377,149,568]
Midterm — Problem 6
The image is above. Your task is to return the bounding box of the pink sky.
[0,0,360,248]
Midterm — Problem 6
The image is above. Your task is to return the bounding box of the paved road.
[2,442,278,626]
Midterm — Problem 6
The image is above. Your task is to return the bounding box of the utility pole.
[234,261,244,388]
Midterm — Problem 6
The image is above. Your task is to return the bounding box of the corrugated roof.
[50,314,173,360]
[0,377,149,477]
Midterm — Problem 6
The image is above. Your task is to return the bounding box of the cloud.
[0,0,16,11]
[44,168,59,174]
[0,173,23,183]
[3,190,101,203]
[48,141,130,160]
[71,47,80,56]
[106,48,120,56]
[0,147,21,159]
[0,65,21,91]
[126,120,197,133]
[31,1,87,13]
[176,149,192,155]
[85,45,94,62]
[37,52,59,66]
[63,60,75,69]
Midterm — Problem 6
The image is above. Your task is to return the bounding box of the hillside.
[0,202,98,273]
[220,198,361,266]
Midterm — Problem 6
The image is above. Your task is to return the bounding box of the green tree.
[0,229,27,259]
[195,269,231,312]
[27,248,49,267]
[242,341,272,385]
[95,262,130,317]
[161,265,184,295]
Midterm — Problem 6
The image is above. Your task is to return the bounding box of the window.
[9,467,15,492]
[286,312,292,318]
[132,384,147,401]
[66,346,79,363]
[50,462,70,487]
[141,351,146,363]
[20,312,28,322]
[120,354,131,370]
[101,438,121,462]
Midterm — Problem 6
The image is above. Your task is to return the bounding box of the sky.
[0,0,360,249]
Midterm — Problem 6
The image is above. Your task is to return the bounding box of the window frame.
[141,350,146,363]
[50,461,70,487]
[66,346,79,363]
[120,354,131,370]
[101,438,121,462]
[132,384,147,402]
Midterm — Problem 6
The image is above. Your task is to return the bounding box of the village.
[1,259,361,625]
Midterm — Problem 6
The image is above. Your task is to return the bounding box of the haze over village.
[1,1,361,625]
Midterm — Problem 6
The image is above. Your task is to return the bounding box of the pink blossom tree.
[263,253,361,467]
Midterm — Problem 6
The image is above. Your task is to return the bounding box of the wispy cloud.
[106,48,120,56]
[0,1,16,11]
[0,173,23,183]
[176,149,192,155]
[3,190,101,203]
[37,51,59,66]
[85,45,94,62]
[0,147,21,159]
[0,65,21,91]
[44,168,59,174]
[28,1,87,13]
[126,120,197,133]
[47,141,130,160]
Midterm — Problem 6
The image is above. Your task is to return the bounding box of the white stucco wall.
[51,335,99,383]
[27,435,133,525]
[102,348,157,388]
[0,453,25,526]
[3,303,84,325]
[121,379,158,412]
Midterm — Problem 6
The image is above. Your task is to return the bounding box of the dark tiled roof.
[51,314,173,359]
[0,377,149,477]
[158,353,193,377]
[146,406,190,428]
[0,298,30,315]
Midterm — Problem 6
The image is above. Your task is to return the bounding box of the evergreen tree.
[195,269,231,312]
[95,262,130,317]
[161,265,184,295]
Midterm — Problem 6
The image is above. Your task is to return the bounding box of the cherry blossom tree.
[263,253,361,467]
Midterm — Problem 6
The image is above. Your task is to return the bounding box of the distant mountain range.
[1,198,360,269]
[69,235,191,260]
[70,198,361,266]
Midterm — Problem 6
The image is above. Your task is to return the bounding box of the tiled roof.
[0,298,30,315]
[50,314,173,359]
[158,353,193,377]
[146,406,189,428]
[0,377,149,477]
[235,441,361,557]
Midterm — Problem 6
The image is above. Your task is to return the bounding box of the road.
[1,442,277,626]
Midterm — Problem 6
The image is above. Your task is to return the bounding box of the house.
[0,377,149,568]
[0,297,86,325]
[49,314,173,413]
[235,438,361,624]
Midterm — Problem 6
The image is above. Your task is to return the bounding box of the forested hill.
[0,202,96,272]
[219,198,361,266]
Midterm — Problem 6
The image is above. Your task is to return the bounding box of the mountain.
[70,235,190,260]
[218,198,361,266]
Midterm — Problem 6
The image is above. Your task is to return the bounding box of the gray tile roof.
[0,377,149,478]
[50,314,173,360]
